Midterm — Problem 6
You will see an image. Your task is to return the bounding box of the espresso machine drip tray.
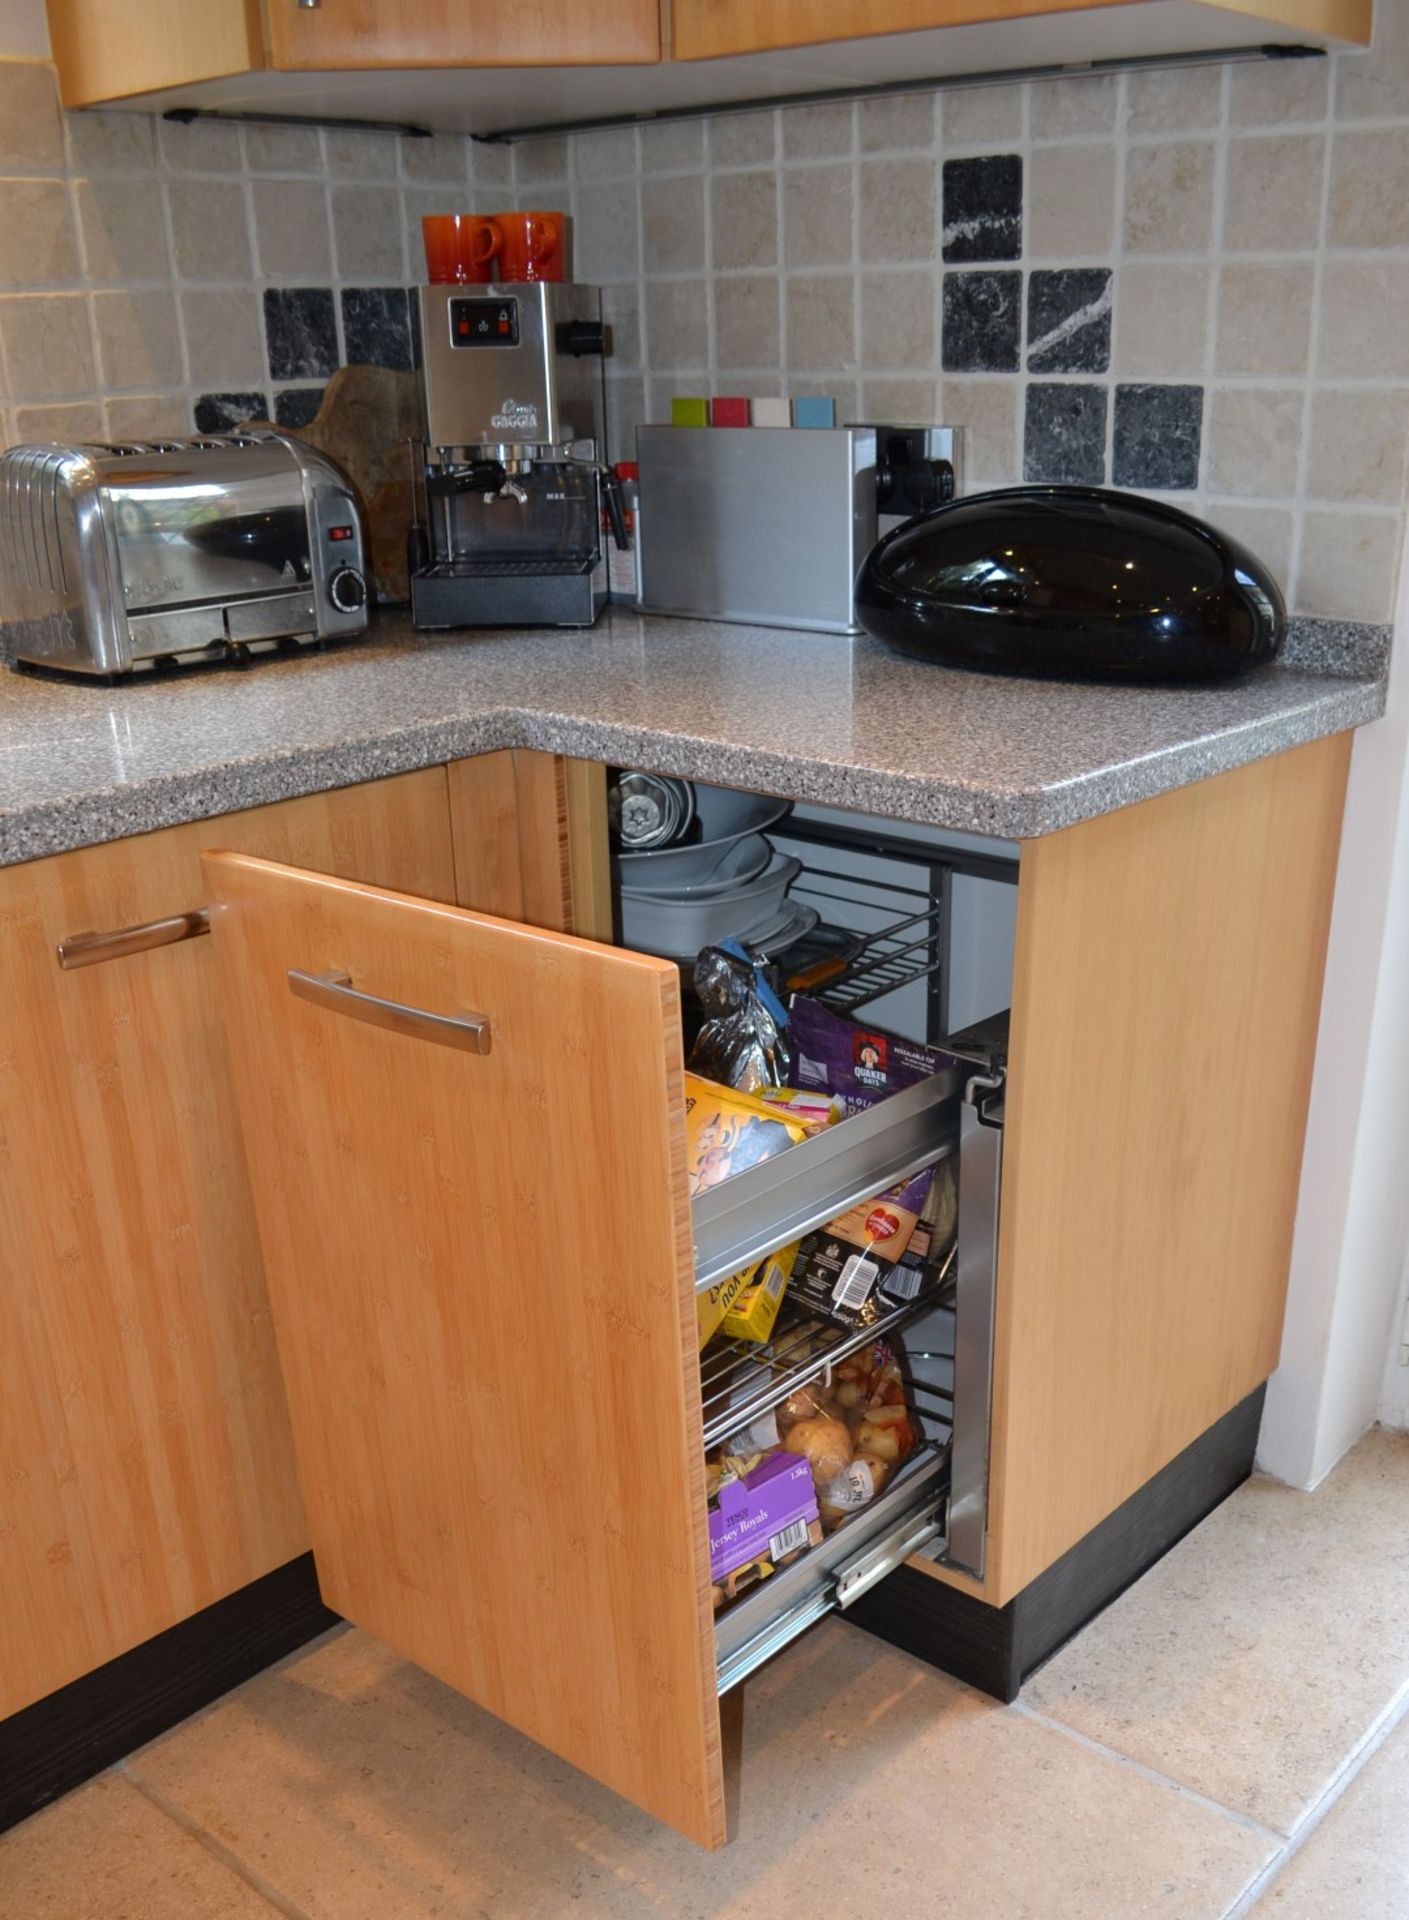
[422,555,597,579]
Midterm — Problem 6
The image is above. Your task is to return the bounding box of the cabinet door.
[0,771,456,1717]
[266,0,659,71]
[203,851,725,1848]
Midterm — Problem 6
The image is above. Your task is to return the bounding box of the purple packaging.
[708,1452,819,1582]
[789,995,959,1115]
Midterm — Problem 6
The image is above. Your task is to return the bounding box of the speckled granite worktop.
[0,608,1388,866]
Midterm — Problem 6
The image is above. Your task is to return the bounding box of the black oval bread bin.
[855,486,1286,682]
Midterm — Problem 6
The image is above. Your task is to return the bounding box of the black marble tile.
[942,155,1022,263]
[264,288,338,382]
[1024,383,1108,485]
[1113,384,1204,491]
[1027,268,1112,375]
[193,392,268,433]
[341,286,413,372]
[942,270,1021,372]
[274,386,325,429]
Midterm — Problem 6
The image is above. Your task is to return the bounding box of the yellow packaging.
[696,1265,753,1349]
[683,1074,810,1199]
[721,1240,800,1343]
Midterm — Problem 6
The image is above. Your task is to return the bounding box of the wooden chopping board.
[246,364,420,605]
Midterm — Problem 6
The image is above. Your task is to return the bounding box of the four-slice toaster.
[0,432,369,677]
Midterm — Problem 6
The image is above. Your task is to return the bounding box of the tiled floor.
[4,1428,1407,1920]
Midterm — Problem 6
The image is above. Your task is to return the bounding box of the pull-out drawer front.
[203,849,975,1848]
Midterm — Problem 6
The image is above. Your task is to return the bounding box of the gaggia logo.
[490,397,540,432]
[864,1207,901,1241]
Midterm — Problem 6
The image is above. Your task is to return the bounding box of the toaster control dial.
[328,566,367,615]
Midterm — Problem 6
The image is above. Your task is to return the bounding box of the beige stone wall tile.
[1230,57,1329,126]
[642,174,704,273]
[714,274,781,369]
[644,277,708,368]
[252,179,332,279]
[166,178,251,281]
[1114,263,1210,378]
[941,375,1019,484]
[604,373,644,462]
[243,124,323,174]
[331,184,404,280]
[323,128,398,180]
[511,136,568,190]
[92,287,182,390]
[785,273,856,370]
[792,372,859,416]
[1297,509,1402,621]
[782,101,854,159]
[401,131,470,184]
[784,164,852,269]
[641,121,704,172]
[859,93,935,153]
[76,177,170,281]
[104,391,190,440]
[574,126,639,181]
[1124,66,1223,134]
[1223,136,1326,252]
[711,169,777,271]
[1206,386,1304,495]
[66,110,156,173]
[1329,128,1409,248]
[1124,142,1216,254]
[943,84,1025,144]
[1316,261,1409,379]
[468,138,512,189]
[1307,388,1409,504]
[599,283,640,369]
[860,268,934,369]
[859,157,936,264]
[861,374,938,417]
[572,180,640,281]
[179,287,265,387]
[0,178,80,286]
[1031,75,1118,138]
[157,116,241,173]
[1215,262,1314,376]
[0,291,95,398]
[708,111,777,168]
[0,62,65,173]
[1335,0,1409,120]
[1028,144,1116,258]
[1204,500,1294,587]
[12,399,104,440]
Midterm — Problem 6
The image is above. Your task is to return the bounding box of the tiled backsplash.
[3,2,1409,622]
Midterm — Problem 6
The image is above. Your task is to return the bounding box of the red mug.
[421,212,500,284]
[492,209,565,283]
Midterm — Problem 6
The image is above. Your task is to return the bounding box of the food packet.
[786,998,963,1325]
[707,1448,823,1610]
[816,1339,919,1532]
[689,944,791,1093]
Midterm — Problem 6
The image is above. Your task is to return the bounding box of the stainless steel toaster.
[0,432,370,676]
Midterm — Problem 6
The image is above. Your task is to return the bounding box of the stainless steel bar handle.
[57,908,210,970]
[287,968,492,1056]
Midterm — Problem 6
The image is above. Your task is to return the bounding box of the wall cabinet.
[0,770,457,1718]
[44,0,1368,129]
[195,733,1348,1847]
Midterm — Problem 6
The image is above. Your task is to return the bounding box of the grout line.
[121,1770,316,1920]
[1009,1700,1287,1846]
[1216,1674,1409,1920]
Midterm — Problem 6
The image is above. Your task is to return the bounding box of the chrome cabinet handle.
[287,968,492,1056]
[57,908,210,970]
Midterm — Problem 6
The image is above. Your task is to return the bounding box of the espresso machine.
[408,281,626,629]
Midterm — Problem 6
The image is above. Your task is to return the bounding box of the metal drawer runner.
[692,1067,965,1292]
[714,1445,949,1694]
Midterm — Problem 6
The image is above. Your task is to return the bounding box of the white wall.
[1259,524,1409,1486]
[1380,1255,1409,1428]
[0,0,49,57]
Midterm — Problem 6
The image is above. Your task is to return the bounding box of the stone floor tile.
[0,1774,278,1919]
[1026,1427,1409,1834]
[129,1617,1272,1920]
[1249,1706,1409,1917]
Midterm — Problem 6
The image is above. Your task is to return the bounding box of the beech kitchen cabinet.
[0,768,457,1719]
[44,0,1369,131]
[195,732,1351,1848]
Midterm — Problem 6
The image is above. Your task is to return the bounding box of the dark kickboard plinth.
[0,1554,337,1836]
[846,1385,1266,1701]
